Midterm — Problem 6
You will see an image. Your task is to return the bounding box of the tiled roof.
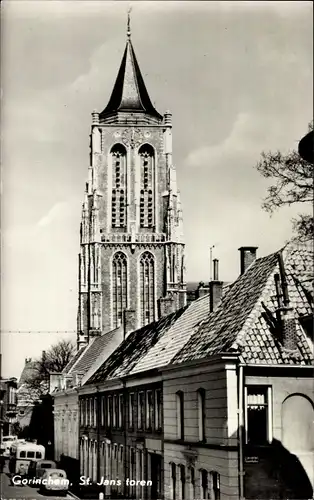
[131,293,210,374]
[86,308,186,385]
[18,361,38,387]
[73,329,121,376]
[63,345,88,375]
[173,243,314,366]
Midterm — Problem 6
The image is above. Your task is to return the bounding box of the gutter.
[241,362,313,371]
[162,352,240,374]
[238,365,245,500]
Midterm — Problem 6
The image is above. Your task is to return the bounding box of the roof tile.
[86,308,186,385]
[73,329,121,377]
[173,243,314,366]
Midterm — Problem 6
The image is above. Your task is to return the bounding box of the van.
[9,442,45,476]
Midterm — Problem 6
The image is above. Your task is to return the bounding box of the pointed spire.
[100,11,162,122]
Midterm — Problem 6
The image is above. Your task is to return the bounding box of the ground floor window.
[151,454,162,500]
[170,462,176,500]
[179,464,185,499]
[200,469,208,500]
[189,467,195,499]
[211,471,220,500]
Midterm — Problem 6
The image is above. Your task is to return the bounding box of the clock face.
[114,130,121,138]
[121,128,143,148]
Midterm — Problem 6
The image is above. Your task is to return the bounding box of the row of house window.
[110,143,155,229]
[80,386,272,446]
[111,250,155,328]
[170,463,220,500]
[81,440,156,498]
[80,388,162,432]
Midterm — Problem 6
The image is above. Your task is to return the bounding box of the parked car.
[28,459,56,485]
[39,468,69,496]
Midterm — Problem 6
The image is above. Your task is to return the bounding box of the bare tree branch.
[22,340,75,402]
[255,122,314,240]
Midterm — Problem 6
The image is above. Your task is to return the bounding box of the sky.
[1,0,313,379]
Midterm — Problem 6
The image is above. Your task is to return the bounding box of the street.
[0,463,73,500]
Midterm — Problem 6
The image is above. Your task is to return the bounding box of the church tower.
[77,15,186,348]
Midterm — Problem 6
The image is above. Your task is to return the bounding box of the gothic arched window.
[112,251,128,328]
[140,251,155,325]
[139,144,155,228]
[111,144,127,228]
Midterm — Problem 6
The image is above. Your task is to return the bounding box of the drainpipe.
[121,378,127,499]
[96,386,100,484]
[238,365,245,500]
[75,387,80,468]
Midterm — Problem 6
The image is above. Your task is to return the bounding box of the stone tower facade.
[77,22,186,348]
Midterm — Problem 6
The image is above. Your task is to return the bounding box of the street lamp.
[298,130,313,164]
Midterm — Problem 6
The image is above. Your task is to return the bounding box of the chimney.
[123,309,137,339]
[213,259,219,281]
[239,246,258,275]
[158,294,175,319]
[275,253,297,351]
[279,306,297,351]
[209,259,223,312]
[195,282,209,299]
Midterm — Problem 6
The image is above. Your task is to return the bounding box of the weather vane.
[127,6,132,38]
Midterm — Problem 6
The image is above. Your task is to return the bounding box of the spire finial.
[127,7,132,38]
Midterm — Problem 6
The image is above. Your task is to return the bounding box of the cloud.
[37,201,70,228]
[1,1,312,380]
[184,106,310,173]
[185,112,253,168]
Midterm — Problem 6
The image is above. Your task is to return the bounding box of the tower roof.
[100,20,162,122]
